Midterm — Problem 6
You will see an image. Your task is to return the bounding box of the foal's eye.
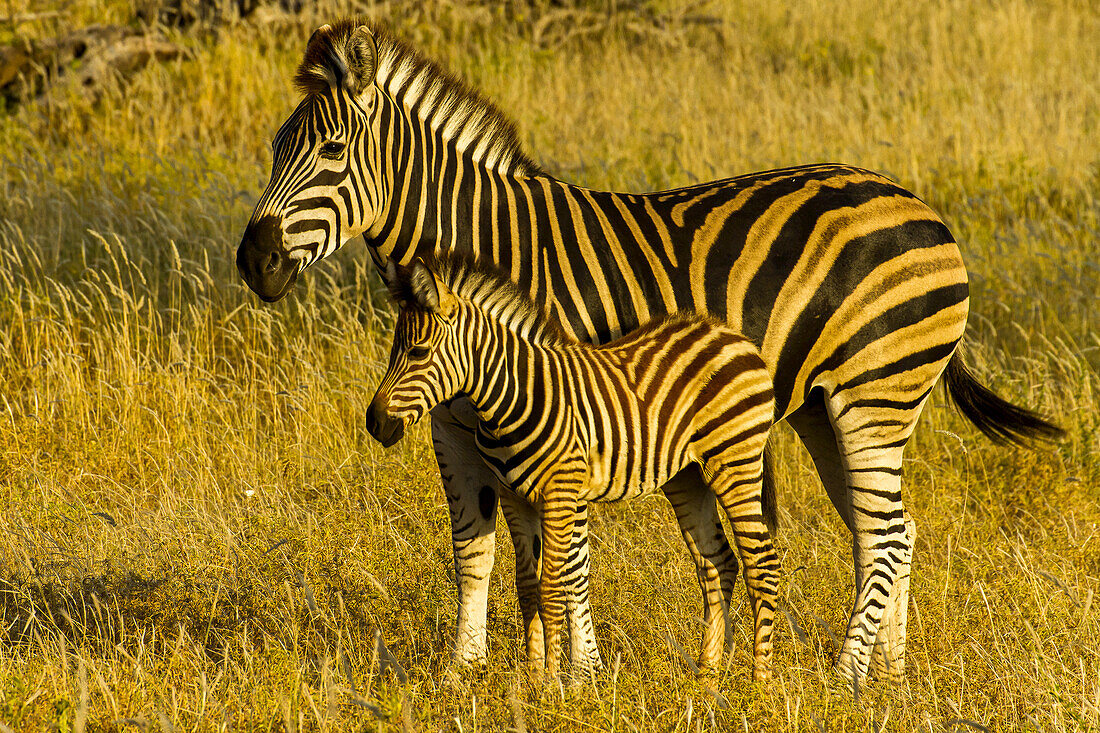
[408,345,431,360]
[319,140,346,158]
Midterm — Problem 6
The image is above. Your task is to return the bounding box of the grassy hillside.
[0,0,1097,730]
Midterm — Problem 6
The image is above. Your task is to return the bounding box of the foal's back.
[558,313,775,502]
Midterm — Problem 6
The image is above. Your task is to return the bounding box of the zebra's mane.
[426,253,570,348]
[296,19,541,177]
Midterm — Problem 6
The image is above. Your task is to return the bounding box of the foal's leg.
[664,467,740,676]
[499,493,603,682]
[708,453,781,682]
[538,468,586,681]
[564,502,604,682]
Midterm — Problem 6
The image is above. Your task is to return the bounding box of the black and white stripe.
[237,19,1063,684]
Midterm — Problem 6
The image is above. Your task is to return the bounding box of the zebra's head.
[367,259,464,447]
[238,21,384,302]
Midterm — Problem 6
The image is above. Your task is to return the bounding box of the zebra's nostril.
[265,250,281,274]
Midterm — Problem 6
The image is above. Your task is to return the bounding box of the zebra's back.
[533,165,967,418]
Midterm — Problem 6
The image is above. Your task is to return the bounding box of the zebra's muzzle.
[237,215,299,302]
[366,403,406,448]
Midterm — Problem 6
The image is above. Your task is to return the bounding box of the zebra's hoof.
[568,654,604,687]
[870,660,907,686]
[869,645,907,685]
[830,656,871,700]
[439,666,469,692]
[440,658,485,691]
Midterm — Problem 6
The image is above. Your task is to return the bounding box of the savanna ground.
[0,0,1097,730]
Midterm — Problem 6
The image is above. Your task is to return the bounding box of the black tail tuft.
[762,444,778,535]
[943,351,1065,446]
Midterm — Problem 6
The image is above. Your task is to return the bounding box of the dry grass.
[0,0,1097,730]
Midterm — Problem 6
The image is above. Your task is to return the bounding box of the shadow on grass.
[0,567,316,660]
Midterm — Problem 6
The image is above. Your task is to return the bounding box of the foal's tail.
[943,349,1065,445]
[761,445,778,535]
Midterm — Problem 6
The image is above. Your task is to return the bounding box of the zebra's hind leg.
[664,466,739,677]
[828,380,931,686]
[707,455,781,682]
[871,511,914,684]
[830,440,907,686]
[787,391,913,685]
[498,490,545,676]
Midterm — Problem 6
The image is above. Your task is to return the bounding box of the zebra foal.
[366,255,780,681]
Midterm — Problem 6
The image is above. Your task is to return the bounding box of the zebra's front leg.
[431,403,500,670]
[538,473,584,682]
[664,467,740,677]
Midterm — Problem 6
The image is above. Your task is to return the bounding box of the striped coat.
[367,255,780,681]
[238,19,1063,684]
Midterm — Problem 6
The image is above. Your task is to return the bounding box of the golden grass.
[0,0,1097,730]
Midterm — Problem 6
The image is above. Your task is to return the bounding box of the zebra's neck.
[365,91,548,284]
[359,49,671,344]
[456,304,562,435]
[364,39,540,254]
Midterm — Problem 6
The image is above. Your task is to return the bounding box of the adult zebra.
[236,20,1061,684]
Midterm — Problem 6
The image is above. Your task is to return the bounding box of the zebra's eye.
[319,140,346,159]
[408,345,431,360]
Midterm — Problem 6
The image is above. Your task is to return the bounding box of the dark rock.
[0,25,191,109]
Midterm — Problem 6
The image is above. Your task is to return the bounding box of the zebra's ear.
[343,25,378,96]
[383,260,413,308]
[408,259,457,317]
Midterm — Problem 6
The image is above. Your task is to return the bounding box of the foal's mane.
[427,253,571,347]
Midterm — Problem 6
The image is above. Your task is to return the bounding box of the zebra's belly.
[479,431,687,505]
[578,444,682,504]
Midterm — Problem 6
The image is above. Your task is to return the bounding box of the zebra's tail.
[761,444,778,535]
[943,349,1065,446]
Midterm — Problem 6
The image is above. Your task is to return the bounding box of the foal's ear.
[382,259,405,304]
[408,258,457,317]
[298,23,378,98]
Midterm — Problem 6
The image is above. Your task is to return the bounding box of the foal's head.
[366,260,466,447]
